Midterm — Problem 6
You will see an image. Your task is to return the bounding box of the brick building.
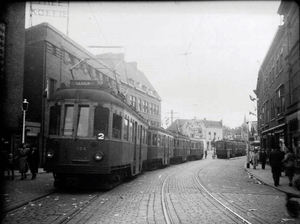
[0,2,26,154]
[24,23,161,164]
[255,1,299,154]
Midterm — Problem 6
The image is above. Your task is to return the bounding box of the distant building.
[166,118,223,150]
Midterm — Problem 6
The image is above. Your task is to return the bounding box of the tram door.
[163,135,167,165]
[133,121,141,175]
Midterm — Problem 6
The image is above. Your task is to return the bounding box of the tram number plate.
[97,133,105,141]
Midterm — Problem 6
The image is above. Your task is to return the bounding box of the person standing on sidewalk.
[269,146,285,187]
[252,148,259,169]
[16,143,30,180]
[260,148,267,169]
[28,144,40,180]
[282,147,297,187]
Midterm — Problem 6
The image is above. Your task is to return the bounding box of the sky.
[25,1,282,128]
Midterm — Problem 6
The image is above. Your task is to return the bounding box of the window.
[277,85,285,115]
[150,103,153,114]
[271,98,275,119]
[129,121,134,142]
[93,106,109,137]
[265,101,269,123]
[63,105,74,136]
[123,118,129,140]
[138,99,142,111]
[132,96,136,108]
[158,134,161,146]
[112,113,122,139]
[77,105,89,137]
[49,78,57,96]
[152,133,157,146]
[49,105,61,135]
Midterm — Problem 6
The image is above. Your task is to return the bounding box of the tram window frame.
[93,106,109,137]
[63,105,74,136]
[158,134,161,146]
[112,113,122,139]
[129,121,133,142]
[76,105,90,137]
[152,133,157,146]
[49,104,61,135]
[123,118,129,141]
[148,131,152,146]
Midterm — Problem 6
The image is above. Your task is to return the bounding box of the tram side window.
[129,121,133,142]
[157,135,161,146]
[112,113,122,139]
[63,105,74,136]
[152,134,157,146]
[123,118,129,140]
[147,131,152,146]
[49,105,61,135]
[93,106,109,137]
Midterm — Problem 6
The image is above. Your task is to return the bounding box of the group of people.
[250,143,297,188]
[1,143,40,180]
[269,145,296,187]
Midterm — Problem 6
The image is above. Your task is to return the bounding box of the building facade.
[24,23,161,164]
[167,118,223,150]
[255,1,299,154]
[0,2,26,154]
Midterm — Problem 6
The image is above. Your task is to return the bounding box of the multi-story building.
[0,2,26,154]
[96,53,162,127]
[255,1,299,153]
[24,22,161,164]
[167,118,223,150]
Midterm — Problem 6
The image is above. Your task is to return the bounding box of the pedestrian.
[282,147,297,187]
[269,146,285,187]
[16,143,30,180]
[252,148,259,169]
[205,144,208,159]
[260,148,267,169]
[7,153,15,180]
[27,144,40,180]
[1,149,8,180]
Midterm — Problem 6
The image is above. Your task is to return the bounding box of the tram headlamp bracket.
[46,149,55,159]
[94,151,104,161]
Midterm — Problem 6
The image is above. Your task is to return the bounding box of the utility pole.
[166,110,179,124]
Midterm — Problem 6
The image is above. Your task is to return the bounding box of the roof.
[96,53,161,101]
[167,118,222,133]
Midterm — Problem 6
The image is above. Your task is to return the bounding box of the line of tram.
[215,139,247,159]
[44,80,205,189]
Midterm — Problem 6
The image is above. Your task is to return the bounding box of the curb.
[243,166,291,194]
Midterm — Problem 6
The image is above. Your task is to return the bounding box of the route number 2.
[97,133,105,140]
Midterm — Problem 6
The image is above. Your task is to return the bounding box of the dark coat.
[260,151,267,162]
[269,149,284,168]
[27,148,40,174]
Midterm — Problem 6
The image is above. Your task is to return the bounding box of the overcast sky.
[26,1,281,128]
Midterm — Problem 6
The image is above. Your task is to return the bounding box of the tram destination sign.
[70,80,98,88]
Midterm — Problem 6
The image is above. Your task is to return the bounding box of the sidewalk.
[244,163,300,195]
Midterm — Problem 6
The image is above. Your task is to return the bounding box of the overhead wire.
[181,1,210,117]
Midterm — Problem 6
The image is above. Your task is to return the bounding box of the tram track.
[160,159,270,224]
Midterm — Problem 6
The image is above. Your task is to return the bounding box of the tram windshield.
[63,105,74,136]
[77,106,89,137]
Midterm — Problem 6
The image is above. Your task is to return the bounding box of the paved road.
[2,150,300,223]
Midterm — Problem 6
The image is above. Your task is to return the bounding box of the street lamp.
[22,99,29,143]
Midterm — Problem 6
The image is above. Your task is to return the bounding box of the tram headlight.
[94,151,104,161]
[46,149,55,159]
